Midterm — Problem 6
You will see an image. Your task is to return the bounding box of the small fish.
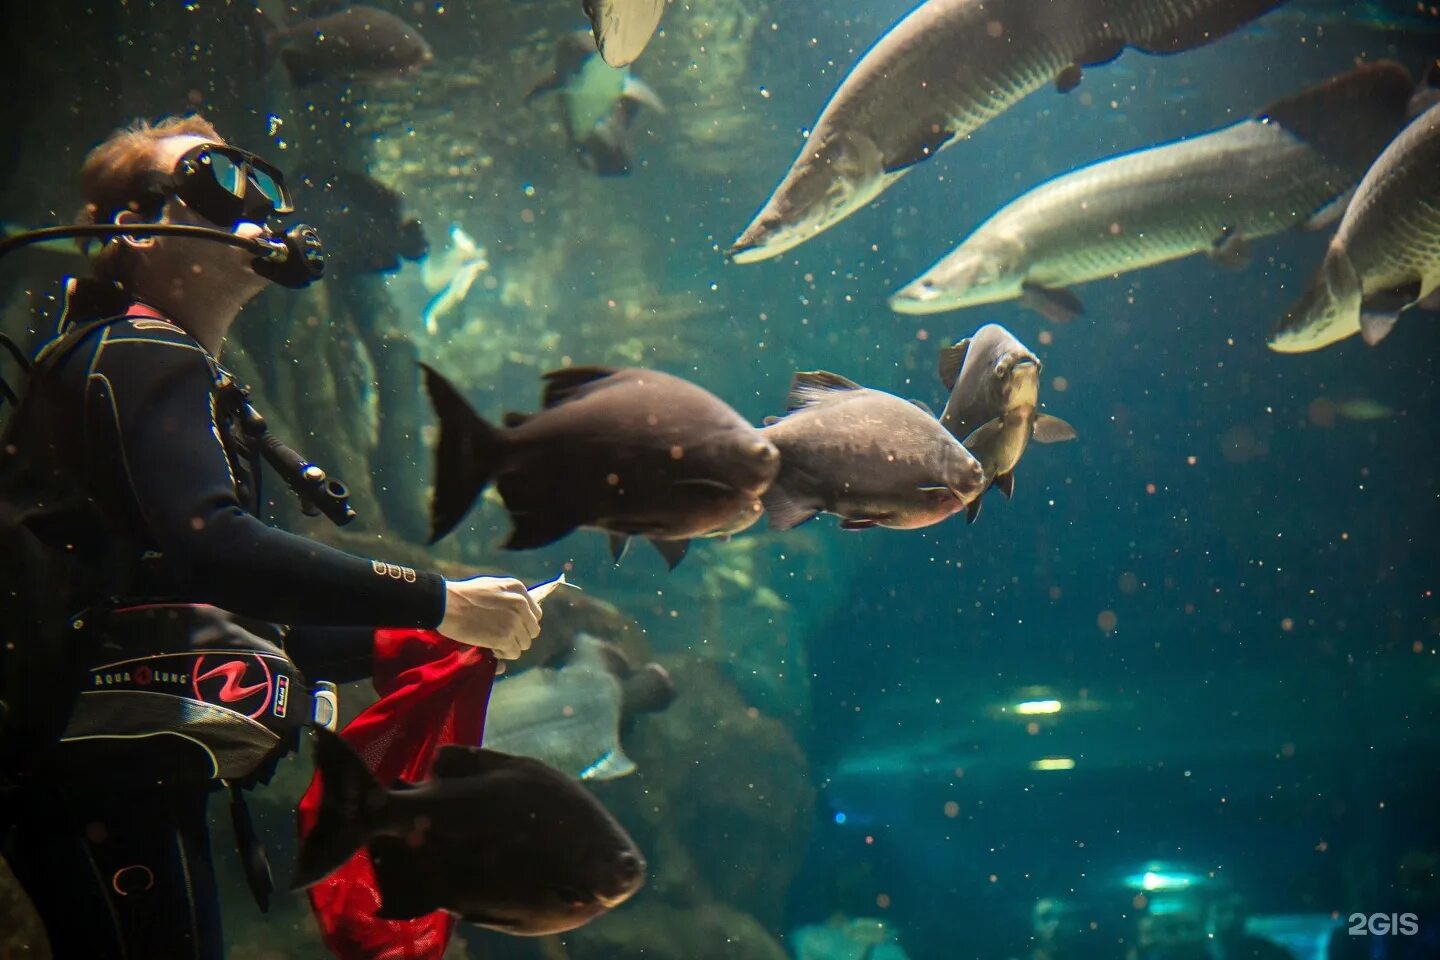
[584,0,667,67]
[936,325,1076,523]
[421,225,489,334]
[255,4,435,87]
[292,726,646,934]
[526,31,665,176]
[1270,101,1440,352]
[483,633,674,780]
[728,0,1285,263]
[422,364,780,568]
[759,371,985,532]
[890,62,1415,318]
[297,169,428,277]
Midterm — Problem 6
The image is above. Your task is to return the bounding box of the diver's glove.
[437,575,542,660]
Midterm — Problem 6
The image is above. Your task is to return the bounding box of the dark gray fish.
[1270,101,1440,352]
[297,169,427,277]
[937,325,1076,523]
[759,371,985,532]
[257,5,434,87]
[293,726,645,934]
[423,364,780,568]
[526,31,664,177]
[584,0,666,67]
[729,0,1285,263]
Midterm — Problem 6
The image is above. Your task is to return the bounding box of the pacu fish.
[1269,101,1440,352]
[890,62,1415,319]
[423,364,780,568]
[728,0,1285,263]
[759,371,985,532]
[256,4,434,87]
[936,324,1076,522]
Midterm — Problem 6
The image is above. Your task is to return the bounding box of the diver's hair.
[77,114,224,281]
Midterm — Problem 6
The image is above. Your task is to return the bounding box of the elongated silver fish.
[890,63,1416,319]
[937,324,1075,522]
[728,0,1285,264]
[1269,101,1440,352]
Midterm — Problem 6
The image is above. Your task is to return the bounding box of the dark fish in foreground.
[937,325,1076,523]
[728,0,1285,263]
[526,31,664,177]
[423,364,780,568]
[890,62,1415,320]
[293,726,645,934]
[760,371,985,532]
[584,0,666,67]
[256,4,434,87]
[1270,102,1440,352]
[298,169,428,277]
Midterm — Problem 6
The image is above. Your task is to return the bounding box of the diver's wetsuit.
[1,304,446,959]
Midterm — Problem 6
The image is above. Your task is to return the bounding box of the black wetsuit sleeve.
[285,626,377,684]
[87,326,446,628]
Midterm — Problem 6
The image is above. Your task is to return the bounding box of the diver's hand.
[438,576,542,660]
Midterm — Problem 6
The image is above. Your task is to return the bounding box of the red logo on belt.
[192,655,273,719]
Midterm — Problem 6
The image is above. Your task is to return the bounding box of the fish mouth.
[888,280,948,315]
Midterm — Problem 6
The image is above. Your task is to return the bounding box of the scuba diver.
[0,115,543,959]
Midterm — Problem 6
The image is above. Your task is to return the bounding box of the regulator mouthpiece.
[251,223,324,289]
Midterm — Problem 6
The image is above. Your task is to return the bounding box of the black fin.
[938,339,970,391]
[621,663,676,720]
[502,411,532,428]
[650,539,690,570]
[291,728,386,891]
[762,485,821,531]
[540,365,619,409]
[1055,64,1084,93]
[787,370,863,411]
[1020,283,1084,323]
[994,472,1015,500]
[1257,61,1413,173]
[609,533,632,564]
[1130,0,1285,54]
[839,518,879,530]
[1033,413,1077,443]
[422,364,506,544]
[502,511,579,551]
[966,495,983,524]
[431,744,518,779]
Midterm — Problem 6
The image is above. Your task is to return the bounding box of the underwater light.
[1015,699,1063,715]
[834,812,847,825]
[1028,757,1076,771]
[1123,868,1204,892]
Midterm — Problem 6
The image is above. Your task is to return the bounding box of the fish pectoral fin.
[621,75,666,114]
[609,533,632,564]
[966,495,984,524]
[1208,226,1251,271]
[539,365,620,408]
[1302,188,1354,232]
[1359,310,1400,347]
[838,518,880,530]
[961,416,1006,451]
[909,398,936,416]
[650,538,690,570]
[883,124,957,174]
[762,415,783,426]
[1358,283,1422,345]
[762,486,821,531]
[993,471,1015,500]
[1020,283,1083,323]
[1032,413,1078,444]
[938,338,970,391]
[787,370,863,410]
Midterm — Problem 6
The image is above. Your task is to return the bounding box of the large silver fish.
[584,0,666,67]
[890,63,1416,319]
[728,0,1285,264]
[1269,101,1440,353]
[937,324,1075,523]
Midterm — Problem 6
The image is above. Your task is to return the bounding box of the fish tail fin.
[291,727,387,891]
[422,364,506,542]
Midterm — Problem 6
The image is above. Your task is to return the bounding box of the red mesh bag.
[296,629,497,960]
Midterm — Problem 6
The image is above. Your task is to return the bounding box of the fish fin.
[502,511,579,551]
[909,398,936,416]
[1418,284,1440,314]
[1208,226,1251,271]
[431,744,519,779]
[839,518,879,530]
[1131,1,1289,55]
[523,69,565,105]
[422,364,505,543]
[1076,36,1126,69]
[962,416,1007,452]
[291,728,386,891]
[622,663,676,719]
[622,75,666,114]
[1055,64,1084,94]
[762,485,821,531]
[762,415,783,426]
[1302,187,1354,232]
[650,538,690,570]
[1359,310,1399,346]
[591,636,634,677]
[1032,413,1078,443]
[673,477,738,493]
[994,471,1015,500]
[583,747,637,780]
[966,496,983,524]
[609,533,632,564]
[884,125,958,174]
[938,339,970,391]
[1020,283,1083,323]
[1256,62,1413,171]
[540,365,620,408]
[787,370,863,410]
